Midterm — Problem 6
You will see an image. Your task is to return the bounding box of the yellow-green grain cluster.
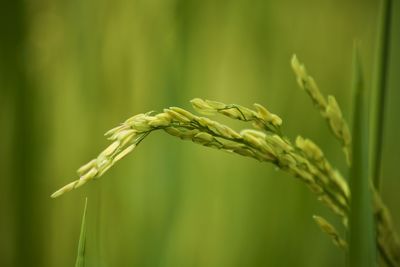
[52,100,347,224]
[313,215,348,249]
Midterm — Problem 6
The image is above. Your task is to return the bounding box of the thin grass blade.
[75,198,88,267]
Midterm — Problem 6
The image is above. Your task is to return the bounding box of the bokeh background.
[1,0,399,266]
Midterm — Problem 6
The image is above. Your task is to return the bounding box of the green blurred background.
[1,0,399,266]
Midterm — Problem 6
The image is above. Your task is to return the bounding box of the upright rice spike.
[291,54,351,165]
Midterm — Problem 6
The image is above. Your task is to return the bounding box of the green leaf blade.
[348,43,377,267]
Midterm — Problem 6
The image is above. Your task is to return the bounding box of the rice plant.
[52,55,400,266]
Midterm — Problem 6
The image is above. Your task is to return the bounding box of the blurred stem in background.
[0,1,44,266]
[370,0,392,191]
